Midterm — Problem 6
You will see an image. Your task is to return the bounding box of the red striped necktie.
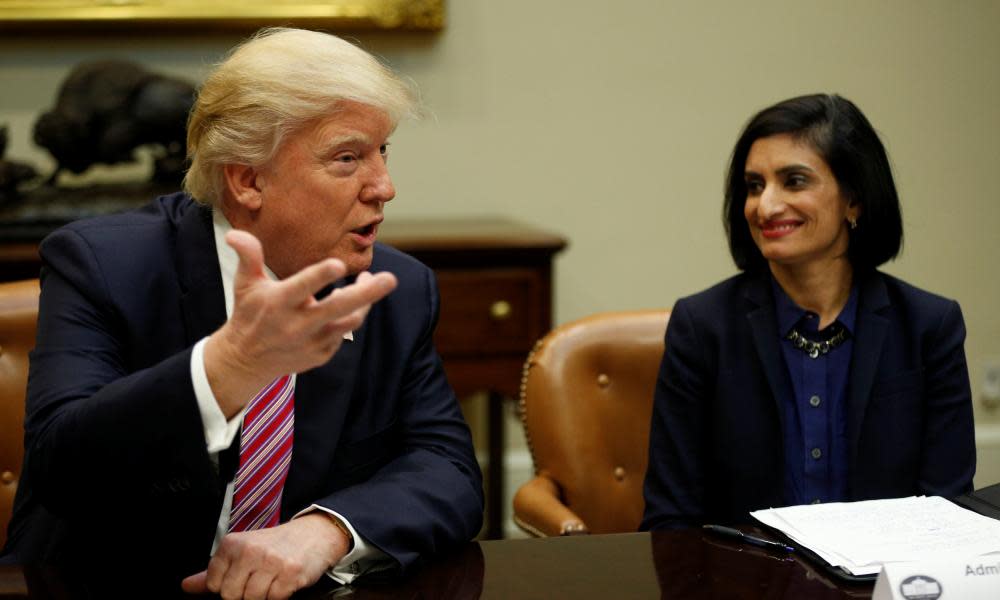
[228,374,295,532]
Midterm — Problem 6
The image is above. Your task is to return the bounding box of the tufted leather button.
[561,522,587,535]
[613,466,626,481]
[1,471,14,484]
[597,373,610,388]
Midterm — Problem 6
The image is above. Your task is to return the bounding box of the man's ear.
[222,163,263,212]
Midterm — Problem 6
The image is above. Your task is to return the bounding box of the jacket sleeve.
[641,298,710,530]
[311,266,484,575]
[918,299,976,496]
[24,227,220,520]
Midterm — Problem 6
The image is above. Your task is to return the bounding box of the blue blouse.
[772,279,858,506]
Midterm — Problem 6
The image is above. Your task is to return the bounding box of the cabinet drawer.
[434,269,544,356]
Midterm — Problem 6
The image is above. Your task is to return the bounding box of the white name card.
[873,556,1000,600]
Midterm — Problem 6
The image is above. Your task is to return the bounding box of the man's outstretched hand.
[204,229,397,417]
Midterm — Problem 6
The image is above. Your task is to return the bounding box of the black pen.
[702,524,795,553]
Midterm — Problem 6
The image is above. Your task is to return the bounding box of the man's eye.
[336,154,356,163]
[379,144,389,156]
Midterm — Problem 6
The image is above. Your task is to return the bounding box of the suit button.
[811,448,822,459]
[809,395,821,407]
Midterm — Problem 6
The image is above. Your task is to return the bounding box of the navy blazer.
[641,270,976,529]
[3,194,483,585]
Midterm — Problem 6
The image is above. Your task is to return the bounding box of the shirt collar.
[770,274,859,336]
[211,210,353,342]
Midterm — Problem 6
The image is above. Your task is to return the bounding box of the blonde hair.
[184,27,419,206]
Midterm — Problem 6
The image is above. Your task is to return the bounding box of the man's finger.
[315,271,397,319]
[242,569,277,600]
[226,230,267,284]
[180,570,208,594]
[204,545,233,593]
[278,257,348,307]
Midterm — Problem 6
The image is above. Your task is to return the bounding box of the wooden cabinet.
[380,218,566,539]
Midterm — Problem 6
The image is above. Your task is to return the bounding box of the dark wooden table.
[0,530,875,599]
[0,214,568,541]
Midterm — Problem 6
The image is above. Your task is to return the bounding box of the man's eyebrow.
[318,134,373,155]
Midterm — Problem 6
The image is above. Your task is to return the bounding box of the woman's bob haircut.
[723,93,903,273]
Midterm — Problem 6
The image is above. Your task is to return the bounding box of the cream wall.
[2,0,999,484]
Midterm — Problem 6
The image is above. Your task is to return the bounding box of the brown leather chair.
[0,279,39,548]
[513,309,669,536]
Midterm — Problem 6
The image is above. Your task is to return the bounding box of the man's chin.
[341,250,374,276]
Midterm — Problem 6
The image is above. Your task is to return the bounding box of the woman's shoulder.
[668,272,763,333]
[675,272,757,310]
[867,271,961,315]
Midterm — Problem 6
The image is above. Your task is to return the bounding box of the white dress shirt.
[187,210,388,584]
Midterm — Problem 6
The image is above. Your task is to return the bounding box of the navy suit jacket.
[641,270,976,529]
[3,194,483,585]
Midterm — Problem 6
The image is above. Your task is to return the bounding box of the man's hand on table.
[181,512,350,600]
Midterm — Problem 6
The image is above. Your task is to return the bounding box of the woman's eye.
[786,174,808,188]
[745,180,764,195]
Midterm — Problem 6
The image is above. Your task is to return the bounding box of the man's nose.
[361,159,395,204]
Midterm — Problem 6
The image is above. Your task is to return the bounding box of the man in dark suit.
[3,28,483,598]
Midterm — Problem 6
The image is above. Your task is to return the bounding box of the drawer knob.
[489,300,512,320]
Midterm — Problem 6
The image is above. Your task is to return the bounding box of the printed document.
[751,496,1000,576]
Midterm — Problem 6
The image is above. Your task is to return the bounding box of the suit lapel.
[175,200,227,345]
[282,277,365,516]
[846,272,890,461]
[744,274,793,433]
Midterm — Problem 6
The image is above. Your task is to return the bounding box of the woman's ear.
[222,163,263,212]
[845,198,862,230]
[847,198,862,222]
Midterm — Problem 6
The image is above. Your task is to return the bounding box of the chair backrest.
[0,279,39,548]
[519,309,669,534]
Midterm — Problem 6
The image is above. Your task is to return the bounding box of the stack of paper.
[751,496,1000,576]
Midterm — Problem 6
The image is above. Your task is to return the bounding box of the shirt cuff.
[191,336,246,453]
[294,505,392,584]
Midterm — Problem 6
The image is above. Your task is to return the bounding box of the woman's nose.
[757,185,783,218]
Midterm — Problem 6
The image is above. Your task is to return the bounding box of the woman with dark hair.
[641,94,976,530]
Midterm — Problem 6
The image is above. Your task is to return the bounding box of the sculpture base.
[0,181,177,242]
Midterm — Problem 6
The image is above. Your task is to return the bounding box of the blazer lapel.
[283,276,364,516]
[175,201,227,345]
[846,272,890,462]
[744,274,793,433]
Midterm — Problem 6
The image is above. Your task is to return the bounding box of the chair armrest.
[512,474,589,537]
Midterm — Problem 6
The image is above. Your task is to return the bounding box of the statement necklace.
[785,324,848,359]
